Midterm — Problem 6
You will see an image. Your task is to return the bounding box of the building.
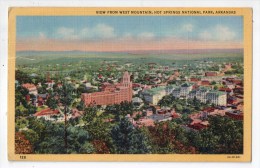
[180,83,193,97]
[206,91,227,106]
[81,71,132,106]
[170,83,193,98]
[142,86,166,105]
[45,80,55,90]
[188,87,227,106]
[225,110,243,120]
[205,72,218,77]
[132,97,144,107]
[22,83,38,95]
[188,87,209,103]
[33,108,61,121]
[165,84,179,94]
[172,88,181,98]
[200,80,210,86]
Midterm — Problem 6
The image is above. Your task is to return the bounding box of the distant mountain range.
[17,48,243,57]
[124,48,243,55]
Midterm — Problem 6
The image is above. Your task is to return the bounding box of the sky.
[16,16,243,52]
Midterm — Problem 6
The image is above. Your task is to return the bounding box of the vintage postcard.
[8,7,252,161]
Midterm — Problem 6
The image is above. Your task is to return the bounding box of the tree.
[46,92,58,110]
[208,116,243,154]
[79,142,95,154]
[22,129,39,148]
[15,104,27,117]
[148,121,194,154]
[111,118,151,154]
[158,95,175,107]
[77,84,87,94]
[66,126,92,153]
[186,116,243,154]
[105,101,134,120]
[76,101,85,111]
[197,129,219,153]
[210,81,217,85]
[16,70,33,84]
[56,81,75,152]
[24,117,94,154]
[15,86,29,107]
[175,104,183,112]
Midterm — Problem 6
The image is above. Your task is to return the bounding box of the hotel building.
[81,71,132,106]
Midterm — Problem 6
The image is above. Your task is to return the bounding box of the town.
[15,51,244,154]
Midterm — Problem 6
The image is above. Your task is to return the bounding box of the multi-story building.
[188,88,226,106]
[180,83,193,97]
[81,71,132,106]
[142,86,166,105]
[188,87,209,103]
[205,91,227,106]
[171,83,193,98]
[142,80,227,106]
[172,88,181,98]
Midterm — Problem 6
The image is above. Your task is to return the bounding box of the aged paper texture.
[8,7,252,162]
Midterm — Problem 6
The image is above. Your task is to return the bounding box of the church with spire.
[81,71,132,106]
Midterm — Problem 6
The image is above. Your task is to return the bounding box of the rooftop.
[22,83,36,90]
[34,108,59,117]
[207,91,226,96]
[143,86,166,95]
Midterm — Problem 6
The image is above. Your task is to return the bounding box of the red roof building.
[201,80,210,86]
[82,72,132,106]
[188,122,208,130]
[71,108,84,118]
[225,111,243,120]
[22,83,38,95]
[205,72,218,77]
[34,108,59,117]
[203,107,215,113]
[190,77,200,82]
[219,87,232,92]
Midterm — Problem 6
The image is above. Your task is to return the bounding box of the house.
[71,108,84,119]
[201,80,210,86]
[205,72,218,77]
[34,108,61,121]
[22,83,38,96]
[37,94,48,106]
[135,118,155,127]
[225,110,243,120]
[188,121,208,130]
[45,80,55,90]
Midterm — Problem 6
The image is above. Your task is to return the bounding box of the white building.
[188,87,227,106]
[180,83,193,97]
[142,87,166,105]
[188,87,209,103]
[172,88,181,98]
[205,91,227,106]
